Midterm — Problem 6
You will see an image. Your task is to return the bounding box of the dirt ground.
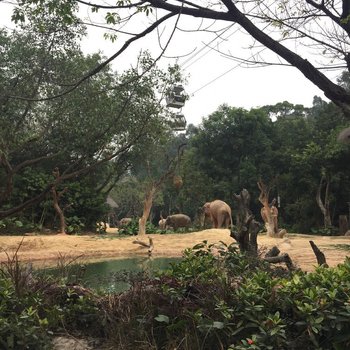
[0,229,349,271]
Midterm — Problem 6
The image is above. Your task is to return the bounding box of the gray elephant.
[201,200,232,229]
[119,217,132,227]
[164,214,191,230]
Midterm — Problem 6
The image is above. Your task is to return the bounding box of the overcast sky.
[2,2,331,126]
[80,12,329,126]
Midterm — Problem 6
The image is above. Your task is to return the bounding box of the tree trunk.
[257,180,280,237]
[231,189,261,255]
[138,185,156,236]
[51,168,67,234]
[339,215,349,235]
[52,186,66,234]
[316,175,332,228]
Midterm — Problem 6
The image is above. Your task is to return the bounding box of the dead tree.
[316,174,332,229]
[258,180,286,238]
[138,143,186,236]
[264,246,295,271]
[231,189,329,271]
[309,241,328,267]
[231,188,295,270]
[139,185,157,236]
[231,189,261,255]
[132,237,154,256]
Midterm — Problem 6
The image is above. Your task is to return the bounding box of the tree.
[181,100,350,233]
[136,141,186,235]
[8,0,350,126]
[189,105,275,210]
[0,16,186,226]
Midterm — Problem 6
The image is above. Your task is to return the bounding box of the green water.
[43,257,180,293]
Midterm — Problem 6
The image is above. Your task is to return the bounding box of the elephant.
[158,217,167,229]
[119,217,132,227]
[158,214,166,230]
[201,200,232,229]
[164,214,191,230]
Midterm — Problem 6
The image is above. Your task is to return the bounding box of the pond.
[41,257,181,293]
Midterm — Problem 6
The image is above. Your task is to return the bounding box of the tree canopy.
[0,14,186,229]
[7,0,350,122]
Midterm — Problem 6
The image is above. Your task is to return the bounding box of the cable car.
[171,113,187,131]
[166,84,186,108]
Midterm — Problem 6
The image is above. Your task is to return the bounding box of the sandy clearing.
[0,229,349,271]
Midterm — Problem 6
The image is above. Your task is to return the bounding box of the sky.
[79,12,328,126]
[1,2,330,126]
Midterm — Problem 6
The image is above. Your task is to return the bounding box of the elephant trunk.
[198,207,206,228]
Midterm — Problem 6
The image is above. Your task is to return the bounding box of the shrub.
[99,242,350,350]
[2,241,350,349]
[118,219,157,236]
[0,276,51,349]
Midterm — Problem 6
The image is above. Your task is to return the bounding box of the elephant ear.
[203,202,211,214]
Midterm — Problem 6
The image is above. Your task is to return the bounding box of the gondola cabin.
[171,113,187,131]
[166,85,186,108]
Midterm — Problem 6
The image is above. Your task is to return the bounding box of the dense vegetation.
[0,10,185,234]
[1,4,350,235]
[1,4,350,349]
[92,97,350,234]
[1,242,350,349]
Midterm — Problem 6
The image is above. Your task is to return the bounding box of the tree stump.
[263,246,295,270]
[309,240,328,267]
[231,189,261,255]
[257,180,286,238]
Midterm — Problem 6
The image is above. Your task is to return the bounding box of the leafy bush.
[66,216,85,234]
[99,242,350,350]
[118,219,157,236]
[310,226,339,236]
[1,241,350,349]
[0,272,51,349]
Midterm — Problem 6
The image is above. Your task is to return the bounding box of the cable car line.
[179,1,263,71]
[191,46,269,95]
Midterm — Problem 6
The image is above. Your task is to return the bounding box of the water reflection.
[42,257,180,293]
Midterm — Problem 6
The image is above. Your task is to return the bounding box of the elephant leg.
[224,216,230,228]
[217,215,224,228]
[212,216,218,228]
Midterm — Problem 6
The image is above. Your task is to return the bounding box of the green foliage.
[0,259,51,349]
[175,100,350,233]
[0,281,51,350]
[0,247,102,348]
[66,216,85,234]
[99,243,350,349]
[1,242,350,349]
[310,226,339,236]
[118,219,156,235]
[54,288,100,334]
[1,20,183,228]
[0,218,25,234]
